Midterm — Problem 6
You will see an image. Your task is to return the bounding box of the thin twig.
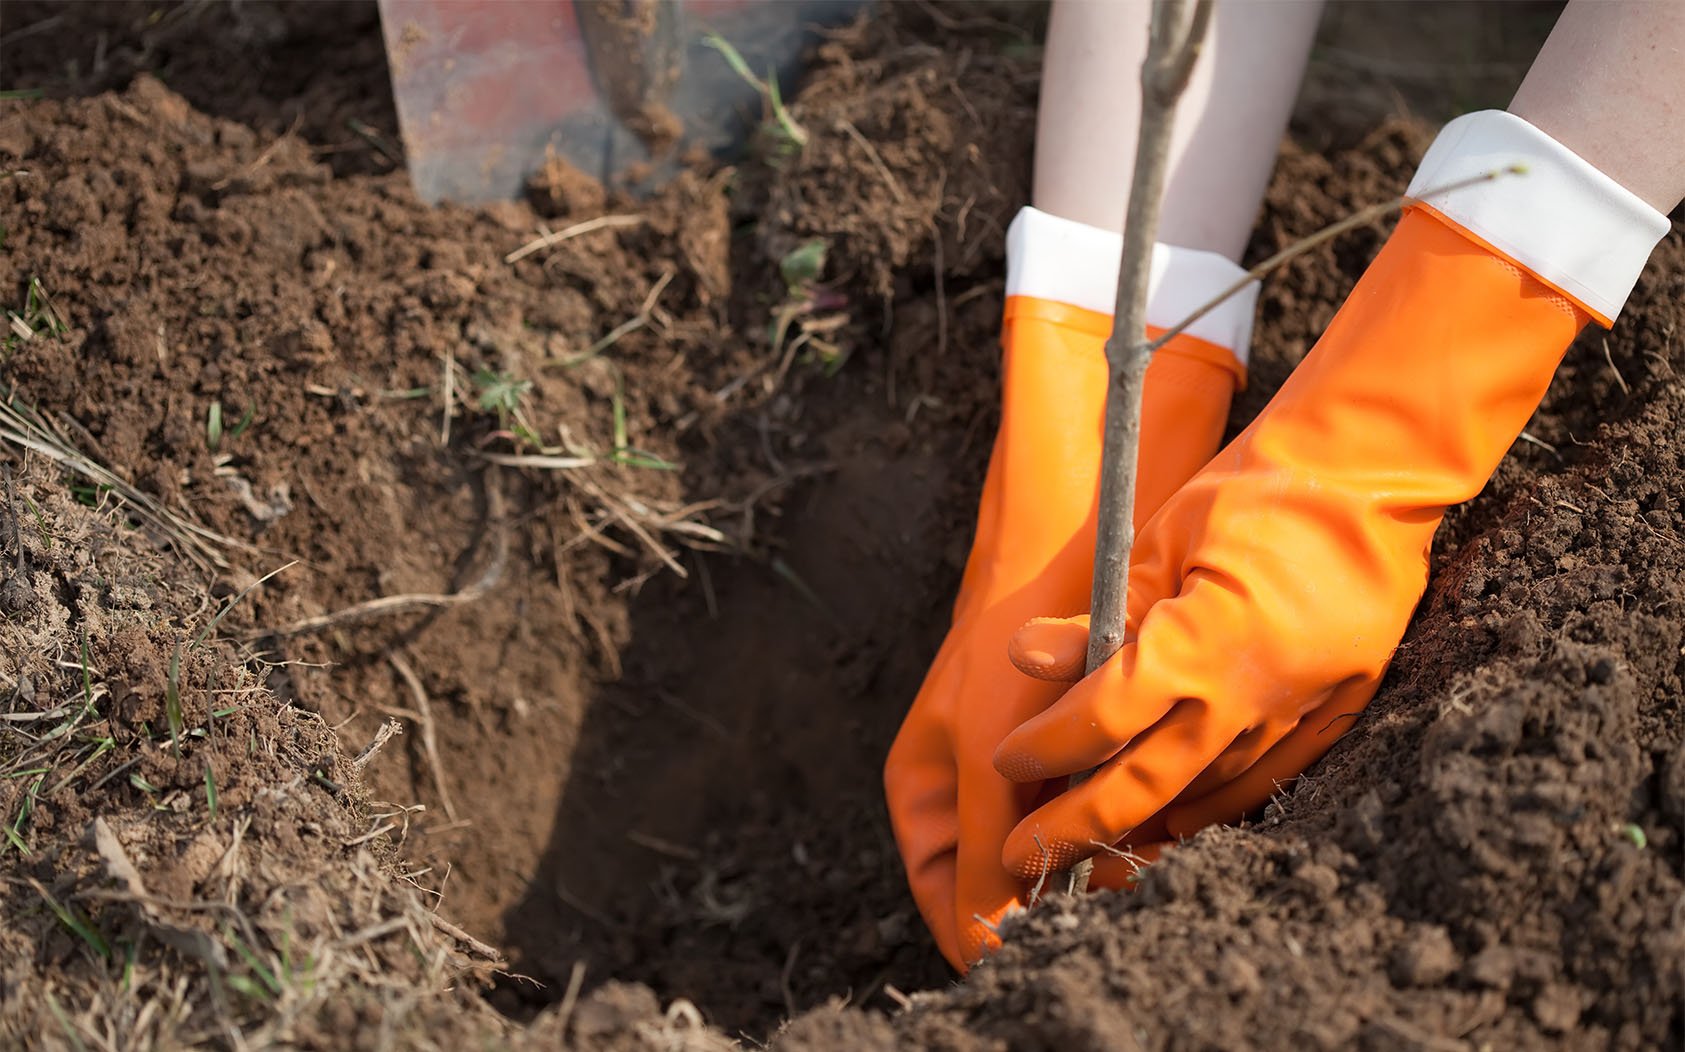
[1143,168,1520,356]
[625,829,701,860]
[440,348,456,445]
[388,651,459,823]
[1518,430,1561,458]
[1602,337,1631,396]
[212,112,302,191]
[342,821,401,848]
[837,119,907,203]
[504,214,644,264]
[269,592,461,636]
[1063,0,1213,897]
[556,269,674,366]
[568,474,690,577]
[478,451,595,470]
[554,961,588,1037]
[882,983,914,1012]
[351,718,403,770]
[1027,834,1050,906]
[260,482,506,639]
[781,938,802,1018]
[424,912,505,962]
[346,118,403,165]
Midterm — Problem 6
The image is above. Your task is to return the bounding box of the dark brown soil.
[2,2,1681,1050]
[1,3,1036,1043]
[3,0,401,176]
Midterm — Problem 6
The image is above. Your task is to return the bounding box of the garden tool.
[377,0,862,204]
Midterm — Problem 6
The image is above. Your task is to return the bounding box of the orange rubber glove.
[991,111,1669,883]
[885,208,1259,970]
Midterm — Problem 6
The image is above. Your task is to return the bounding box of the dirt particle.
[1532,983,1585,1034]
[1389,926,1459,988]
[0,573,36,615]
[1466,944,1516,991]
[526,149,608,217]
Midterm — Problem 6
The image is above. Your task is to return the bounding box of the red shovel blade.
[378,0,864,204]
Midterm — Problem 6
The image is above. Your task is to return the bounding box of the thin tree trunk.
[1062,0,1214,897]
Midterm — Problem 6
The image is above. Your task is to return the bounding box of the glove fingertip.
[991,744,1046,783]
[1008,617,1089,682]
[1002,825,1091,883]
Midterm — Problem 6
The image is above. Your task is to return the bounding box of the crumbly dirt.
[1,3,1033,1045]
[0,459,524,1049]
[3,0,401,177]
[1,2,1681,1050]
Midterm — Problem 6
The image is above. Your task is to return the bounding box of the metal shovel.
[377,0,863,204]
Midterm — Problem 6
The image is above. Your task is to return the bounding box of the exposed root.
[385,651,460,824]
[260,476,508,639]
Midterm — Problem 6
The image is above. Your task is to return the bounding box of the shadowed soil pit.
[1,2,1680,1050]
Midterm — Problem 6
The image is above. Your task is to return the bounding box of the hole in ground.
[496,430,960,1036]
[355,358,993,1040]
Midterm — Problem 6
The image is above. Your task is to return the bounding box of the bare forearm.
[1510,0,1685,213]
[1034,0,1323,260]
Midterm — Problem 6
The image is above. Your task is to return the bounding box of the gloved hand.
[884,208,1258,970]
[991,110,1668,883]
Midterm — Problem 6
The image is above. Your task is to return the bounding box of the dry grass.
[0,462,522,1050]
[0,395,254,571]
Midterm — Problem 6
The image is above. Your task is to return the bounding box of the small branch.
[389,651,459,823]
[1062,0,1212,898]
[504,214,645,265]
[1144,168,1520,356]
[266,589,478,636]
[554,961,589,1037]
[351,718,403,769]
[556,268,674,366]
[425,911,505,962]
[837,119,908,203]
[260,478,507,639]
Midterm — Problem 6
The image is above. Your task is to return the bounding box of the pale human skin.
[1036,0,1685,257]
[1509,0,1685,214]
[1033,0,1324,260]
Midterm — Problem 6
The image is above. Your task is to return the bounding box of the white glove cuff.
[1407,110,1670,326]
[1004,206,1258,366]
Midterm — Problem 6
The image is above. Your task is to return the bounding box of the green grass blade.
[227,404,257,438]
[34,883,110,960]
[611,389,629,452]
[225,974,270,1001]
[228,930,283,995]
[702,33,767,93]
[193,559,296,648]
[766,71,808,147]
[165,644,184,752]
[206,401,223,453]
